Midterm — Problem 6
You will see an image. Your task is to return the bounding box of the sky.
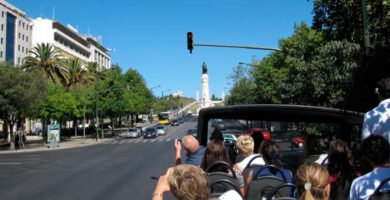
[8,0,313,98]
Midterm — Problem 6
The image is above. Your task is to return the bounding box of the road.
[0,117,198,200]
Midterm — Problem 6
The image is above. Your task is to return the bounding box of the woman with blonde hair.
[296,162,330,200]
[234,135,265,173]
[152,164,209,200]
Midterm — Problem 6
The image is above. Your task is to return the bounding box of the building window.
[22,46,24,52]
[1,24,3,31]
[22,22,25,29]
[0,38,3,44]
[22,34,24,40]
[0,51,2,58]
[18,45,20,51]
[1,11,4,17]
[26,48,28,53]
[18,32,21,39]
[26,36,28,42]
[17,57,20,64]
[18,21,21,27]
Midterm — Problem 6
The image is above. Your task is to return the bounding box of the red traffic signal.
[187,32,193,54]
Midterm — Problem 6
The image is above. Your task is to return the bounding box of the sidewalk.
[0,136,113,154]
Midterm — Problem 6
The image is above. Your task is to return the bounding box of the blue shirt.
[252,166,293,183]
[184,146,205,166]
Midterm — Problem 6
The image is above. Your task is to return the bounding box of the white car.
[223,134,237,144]
[119,128,141,138]
[156,125,167,136]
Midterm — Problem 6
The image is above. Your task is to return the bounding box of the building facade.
[32,18,111,69]
[0,1,32,66]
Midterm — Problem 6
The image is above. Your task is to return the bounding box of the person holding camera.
[174,135,205,166]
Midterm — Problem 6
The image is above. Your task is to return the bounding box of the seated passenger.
[200,140,245,196]
[327,139,356,200]
[152,164,209,200]
[174,135,205,166]
[349,135,390,200]
[233,135,265,173]
[296,161,330,200]
[248,140,293,184]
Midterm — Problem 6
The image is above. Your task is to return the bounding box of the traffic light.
[187,32,193,54]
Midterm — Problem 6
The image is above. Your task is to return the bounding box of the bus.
[158,112,172,125]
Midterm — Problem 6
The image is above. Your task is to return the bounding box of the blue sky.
[9,0,313,98]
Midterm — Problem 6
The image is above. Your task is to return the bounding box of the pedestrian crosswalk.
[101,138,174,145]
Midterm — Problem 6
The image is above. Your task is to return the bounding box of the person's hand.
[153,168,174,199]
[174,138,181,152]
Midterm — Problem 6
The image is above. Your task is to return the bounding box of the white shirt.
[235,154,265,172]
[349,167,390,200]
[362,99,390,143]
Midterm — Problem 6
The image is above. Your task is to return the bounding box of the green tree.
[22,43,68,85]
[64,58,94,89]
[0,62,46,146]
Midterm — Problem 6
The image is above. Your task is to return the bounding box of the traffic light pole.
[194,43,283,52]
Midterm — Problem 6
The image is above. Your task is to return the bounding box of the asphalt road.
[0,117,198,200]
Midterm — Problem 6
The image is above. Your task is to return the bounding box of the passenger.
[362,77,390,143]
[349,135,390,200]
[174,135,205,166]
[200,140,245,196]
[233,135,265,173]
[248,140,293,183]
[296,162,330,200]
[209,128,237,163]
[244,140,293,199]
[327,139,356,200]
[152,164,209,200]
[250,130,264,154]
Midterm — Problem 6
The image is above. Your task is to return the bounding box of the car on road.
[119,127,141,138]
[241,127,271,140]
[171,119,180,126]
[143,127,157,139]
[187,128,197,137]
[178,117,184,123]
[156,125,167,136]
[223,133,237,144]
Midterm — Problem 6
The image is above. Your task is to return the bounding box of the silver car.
[156,125,167,136]
[119,128,141,138]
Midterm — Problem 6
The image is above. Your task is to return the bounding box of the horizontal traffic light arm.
[194,43,283,52]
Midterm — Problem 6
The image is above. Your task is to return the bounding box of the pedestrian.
[362,77,390,143]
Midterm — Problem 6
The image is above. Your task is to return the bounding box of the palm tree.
[22,43,68,85]
[64,58,94,89]
[86,62,108,82]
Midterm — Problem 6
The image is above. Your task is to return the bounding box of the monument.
[201,62,212,108]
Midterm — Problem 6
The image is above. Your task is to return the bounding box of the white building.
[32,18,111,69]
[0,1,32,66]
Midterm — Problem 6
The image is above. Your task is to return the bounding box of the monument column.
[201,62,211,108]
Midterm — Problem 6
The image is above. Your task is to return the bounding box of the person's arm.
[361,114,371,140]
[174,139,182,165]
[152,168,173,200]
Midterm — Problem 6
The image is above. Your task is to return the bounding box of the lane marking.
[0,163,22,165]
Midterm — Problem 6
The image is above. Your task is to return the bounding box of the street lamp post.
[238,62,256,67]
[161,89,171,99]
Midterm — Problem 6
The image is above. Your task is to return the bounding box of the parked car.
[156,125,167,136]
[119,128,141,138]
[171,119,180,126]
[144,128,157,139]
[241,128,271,140]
